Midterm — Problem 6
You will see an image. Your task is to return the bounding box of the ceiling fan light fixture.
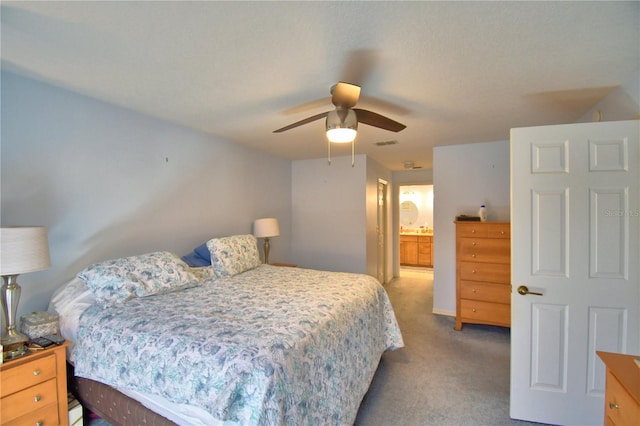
[326,109,357,143]
[326,128,357,143]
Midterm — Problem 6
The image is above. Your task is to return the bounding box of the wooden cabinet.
[400,235,418,265]
[455,222,510,331]
[597,351,640,426]
[1,342,70,425]
[418,235,433,267]
[400,234,433,267]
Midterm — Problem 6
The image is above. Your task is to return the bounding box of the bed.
[49,235,404,425]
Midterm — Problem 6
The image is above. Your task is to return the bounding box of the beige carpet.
[355,269,543,426]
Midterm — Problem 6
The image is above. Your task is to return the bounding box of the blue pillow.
[181,243,211,267]
[194,243,211,261]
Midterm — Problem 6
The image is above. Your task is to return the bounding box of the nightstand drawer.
[1,378,57,423]
[1,353,56,397]
[605,369,640,426]
[2,401,59,426]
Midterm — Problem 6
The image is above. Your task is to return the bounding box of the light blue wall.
[1,70,292,320]
[432,140,510,316]
[291,155,367,272]
[290,154,392,280]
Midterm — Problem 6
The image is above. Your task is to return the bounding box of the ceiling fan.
[273,82,406,166]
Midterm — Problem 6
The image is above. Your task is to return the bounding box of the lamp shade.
[0,227,51,275]
[253,218,280,238]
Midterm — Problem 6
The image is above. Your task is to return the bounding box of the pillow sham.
[207,234,261,278]
[78,251,200,306]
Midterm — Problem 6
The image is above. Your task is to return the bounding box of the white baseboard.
[432,308,455,317]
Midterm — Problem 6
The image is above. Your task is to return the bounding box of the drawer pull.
[471,254,476,258]
[472,270,476,274]
[472,242,477,246]
[34,395,42,402]
[472,288,477,293]
[471,229,476,233]
[608,402,619,410]
[33,369,41,376]
[472,308,477,312]
[501,231,505,235]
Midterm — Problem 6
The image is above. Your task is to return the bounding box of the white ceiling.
[2,1,639,170]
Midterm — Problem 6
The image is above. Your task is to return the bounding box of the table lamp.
[253,218,280,264]
[1,226,51,360]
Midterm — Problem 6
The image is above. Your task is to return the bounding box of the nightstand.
[597,351,640,426]
[270,262,297,267]
[1,341,70,425]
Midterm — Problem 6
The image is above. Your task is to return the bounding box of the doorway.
[399,185,434,273]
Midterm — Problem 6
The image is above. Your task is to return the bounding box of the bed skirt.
[67,363,176,426]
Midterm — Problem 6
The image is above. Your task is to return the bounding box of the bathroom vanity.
[400,231,433,267]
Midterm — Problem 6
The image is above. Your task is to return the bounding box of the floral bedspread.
[73,265,403,425]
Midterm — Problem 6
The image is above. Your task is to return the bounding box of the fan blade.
[331,82,361,108]
[353,109,406,132]
[273,111,329,133]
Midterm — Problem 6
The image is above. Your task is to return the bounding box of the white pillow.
[48,277,95,346]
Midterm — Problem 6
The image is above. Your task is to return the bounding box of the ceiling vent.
[375,140,398,146]
[404,161,422,170]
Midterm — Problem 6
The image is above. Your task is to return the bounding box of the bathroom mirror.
[400,201,419,226]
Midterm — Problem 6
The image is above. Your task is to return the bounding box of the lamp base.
[2,274,29,360]
[263,238,271,265]
[2,328,29,361]
[2,340,28,361]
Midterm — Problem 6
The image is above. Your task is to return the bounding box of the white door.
[510,120,639,425]
[377,179,388,284]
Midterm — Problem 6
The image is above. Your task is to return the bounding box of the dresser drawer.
[459,262,510,284]
[0,353,56,397]
[605,369,640,426]
[460,299,510,326]
[456,223,488,238]
[460,281,510,304]
[1,378,58,423]
[487,223,510,238]
[2,401,59,426]
[459,238,510,263]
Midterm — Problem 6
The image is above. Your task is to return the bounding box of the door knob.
[517,285,543,296]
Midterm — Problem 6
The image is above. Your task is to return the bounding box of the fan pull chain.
[351,140,355,167]
[327,139,355,167]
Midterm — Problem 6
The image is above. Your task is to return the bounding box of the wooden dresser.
[597,351,640,426]
[1,341,70,426]
[455,221,510,331]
